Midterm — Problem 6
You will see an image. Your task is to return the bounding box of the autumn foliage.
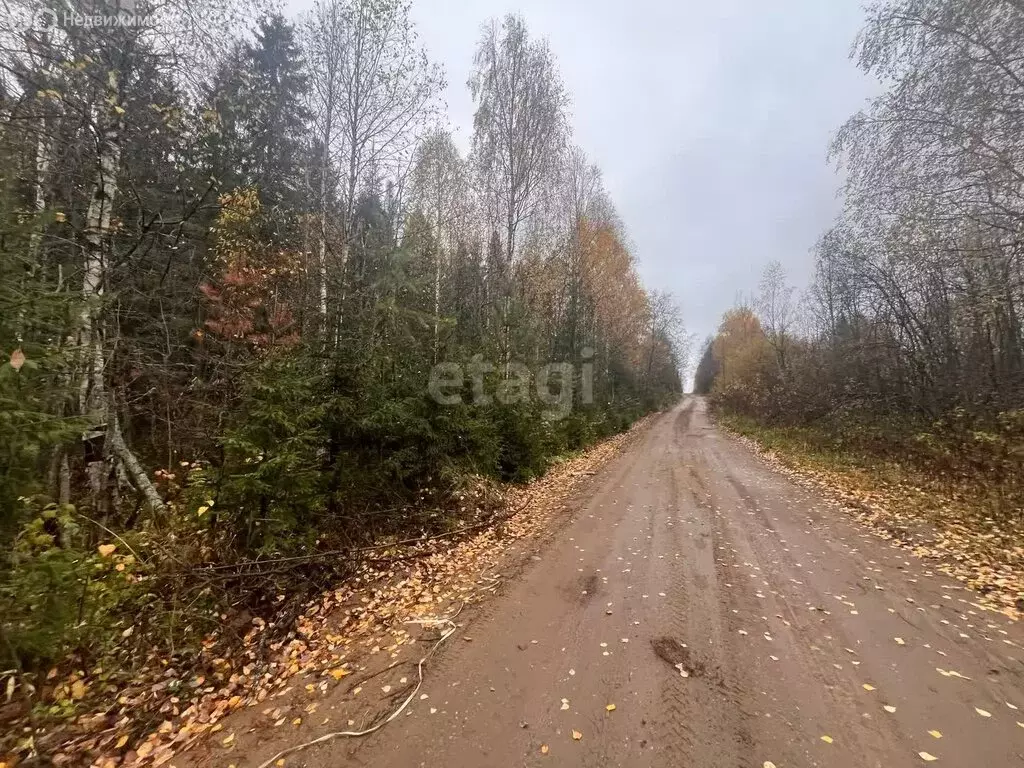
[0,6,684,753]
[199,190,301,351]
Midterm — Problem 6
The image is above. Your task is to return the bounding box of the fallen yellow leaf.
[70,680,87,700]
[764,763,777,768]
[894,637,905,645]
[928,730,942,739]
[820,735,833,744]
[605,703,616,712]
[976,707,991,718]
[329,668,349,680]
[571,730,582,741]
[98,543,116,557]
[919,752,938,762]
[115,735,129,749]
[862,683,876,691]
[221,733,234,747]
[540,745,549,755]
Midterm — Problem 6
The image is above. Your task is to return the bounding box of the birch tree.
[757,261,795,372]
[469,14,568,266]
[302,0,348,330]
[0,0,241,515]
[310,0,443,336]
[409,127,468,353]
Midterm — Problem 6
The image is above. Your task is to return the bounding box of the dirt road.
[296,398,1024,767]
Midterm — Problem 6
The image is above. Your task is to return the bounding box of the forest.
[0,0,685,734]
[696,0,1024,520]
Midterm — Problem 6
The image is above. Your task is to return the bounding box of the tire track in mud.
[652,410,751,768]
[698,431,935,767]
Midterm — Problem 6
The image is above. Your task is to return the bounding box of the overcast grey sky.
[292,0,878,365]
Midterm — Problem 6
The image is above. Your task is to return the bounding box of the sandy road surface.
[287,398,1024,767]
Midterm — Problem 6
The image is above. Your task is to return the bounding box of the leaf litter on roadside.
[36,424,647,767]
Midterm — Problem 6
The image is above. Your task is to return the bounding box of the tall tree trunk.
[433,182,442,361]
[318,169,329,339]
[27,130,51,264]
[79,68,165,516]
[16,98,53,342]
[317,89,335,343]
[79,72,122,507]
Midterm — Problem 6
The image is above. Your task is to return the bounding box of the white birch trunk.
[79,69,165,515]
[433,185,442,361]
[318,221,329,328]
[16,110,53,343]
[317,107,333,337]
[29,131,51,256]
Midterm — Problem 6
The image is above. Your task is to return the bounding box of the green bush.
[0,503,147,670]
[212,352,329,551]
[491,400,556,482]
